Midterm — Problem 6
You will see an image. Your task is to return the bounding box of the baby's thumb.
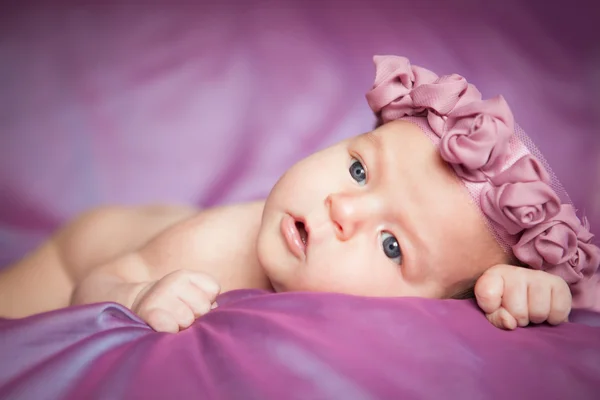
[187,271,221,300]
[474,270,504,314]
[486,307,518,330]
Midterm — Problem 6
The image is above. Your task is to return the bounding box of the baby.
[1,56,598,334]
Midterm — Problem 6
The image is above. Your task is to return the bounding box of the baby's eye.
[349,158,367,186]
[381,232,402,265]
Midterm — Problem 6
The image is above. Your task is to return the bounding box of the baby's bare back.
[0,202,268,319]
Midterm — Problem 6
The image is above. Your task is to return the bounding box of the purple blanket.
[1,0,599,398]
[2,292,600,399]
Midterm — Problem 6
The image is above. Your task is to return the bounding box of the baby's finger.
[474,271,504,314]
[486,307,517,330]
[500,275,530,327]
[527,280,551,325]
[144,308,180,333]
[171,298,197,330]
[176,283,213,318]
[185,272,221,301]
[547,285,572,325]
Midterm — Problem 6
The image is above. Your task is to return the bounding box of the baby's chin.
[258,258,288,293]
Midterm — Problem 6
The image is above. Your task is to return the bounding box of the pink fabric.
[515,205,600,309]
[439,96,514,180]
[1,3,599,398]
[482,156,560,235]
[3,296,600,399]
[366,55,600,310]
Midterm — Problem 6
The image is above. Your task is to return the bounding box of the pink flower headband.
[365,55,600,310]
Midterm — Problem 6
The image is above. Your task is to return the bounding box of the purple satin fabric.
[1,291,600,399]
[1,1,599,398]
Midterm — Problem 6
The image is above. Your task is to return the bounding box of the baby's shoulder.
[198,200,265,228]
[139,201,266,285]
[158,200,265,245]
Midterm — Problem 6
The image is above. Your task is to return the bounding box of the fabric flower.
[411,74,469,115]
[569,274,600,310]
[512,204,600,285]
[413,75,483,134]
[365,56,485,133]
[438,96,514,182]
[366,56,439,122]
[480,155,560,234]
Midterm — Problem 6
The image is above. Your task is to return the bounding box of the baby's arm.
[474,264,572,330]
[0,205,199,319]
[71,201,266,331]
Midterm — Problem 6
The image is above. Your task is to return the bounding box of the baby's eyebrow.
[355,132,384,181]
[363,131,383,153]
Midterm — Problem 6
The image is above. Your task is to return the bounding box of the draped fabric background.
[1,0,599,267]
[1,2,600,399]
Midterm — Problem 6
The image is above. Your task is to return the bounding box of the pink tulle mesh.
[401,117,573,255]
[513,123,573,206]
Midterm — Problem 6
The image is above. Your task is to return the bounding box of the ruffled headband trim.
[365,55,600,309]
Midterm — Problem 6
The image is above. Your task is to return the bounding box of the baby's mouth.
[295,220,309,246]
[280,214,309,260]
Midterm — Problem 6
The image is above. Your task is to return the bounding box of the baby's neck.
[220,262,274,293]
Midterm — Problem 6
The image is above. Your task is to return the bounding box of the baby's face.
[257,120,507,299]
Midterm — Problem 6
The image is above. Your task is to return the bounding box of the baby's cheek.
[304,243,382,295]
[278,157,342,197]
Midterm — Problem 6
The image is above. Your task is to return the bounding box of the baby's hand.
[474,264,571,330]
[131,269,220,333]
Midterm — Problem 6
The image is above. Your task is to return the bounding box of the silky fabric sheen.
[0,1,599,399]
[1,291,600,399]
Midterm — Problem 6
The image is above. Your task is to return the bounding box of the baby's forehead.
[355,120,429,146]
[358,122,455,174]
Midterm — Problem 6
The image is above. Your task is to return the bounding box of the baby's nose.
[326,193,379,240]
